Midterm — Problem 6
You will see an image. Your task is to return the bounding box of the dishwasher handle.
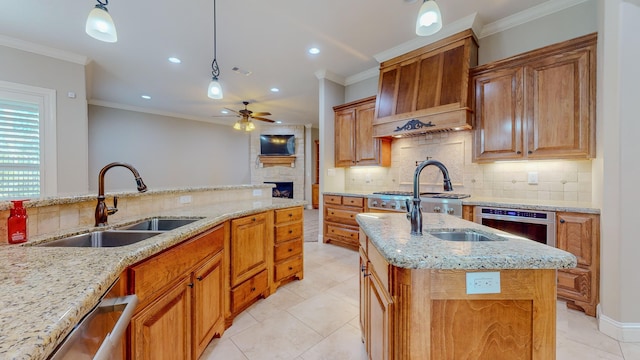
[93,294,138,360]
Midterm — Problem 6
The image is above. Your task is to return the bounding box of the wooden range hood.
[373,29,478,137]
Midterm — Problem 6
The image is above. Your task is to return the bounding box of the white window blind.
[0,99,41,199]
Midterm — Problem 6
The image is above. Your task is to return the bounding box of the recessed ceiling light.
[308,47,320,55]
[168,57,181,64]
[141,95,151,100]
[221,110,229,114]
[270,88,280,93]
[275,120,282,124]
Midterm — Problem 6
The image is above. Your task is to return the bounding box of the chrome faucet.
[95,162,147,226]
[405,160,453,235]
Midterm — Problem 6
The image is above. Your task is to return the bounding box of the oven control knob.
[371,200,378,206]
[381,202,387,208]
[433,206,441,213]
[447,208,455,215]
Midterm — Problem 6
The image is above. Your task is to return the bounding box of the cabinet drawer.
[231,269,268,313]
[275,222,303,243]
[367,239,389,293]
[274,239,303,262]
[275,207,303,224]
[274,257,303,282]
[343,197,364,207]
[557,267,592,303]
[324,195,342,205]
[326,207,360,226]
[129,226,224,306]
[326,224,359,243]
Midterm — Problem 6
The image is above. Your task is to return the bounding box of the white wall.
[88,105,250,192]
[0,45,89,195]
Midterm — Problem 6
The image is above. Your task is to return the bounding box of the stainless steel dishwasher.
[48,279,138,360]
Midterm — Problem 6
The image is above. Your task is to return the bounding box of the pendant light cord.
[211,0,220,79]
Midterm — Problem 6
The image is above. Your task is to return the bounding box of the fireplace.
[265,182,293,198]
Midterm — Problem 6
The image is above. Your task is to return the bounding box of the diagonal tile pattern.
[202,241,637,360]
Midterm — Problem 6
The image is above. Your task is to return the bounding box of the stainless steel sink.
[38,230,163,247]
[428,230,504,242]
[116,217,201,231]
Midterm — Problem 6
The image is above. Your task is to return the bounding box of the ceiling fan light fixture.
[86,0,117,43]
[415,0,442,36]
[233,121,242,130]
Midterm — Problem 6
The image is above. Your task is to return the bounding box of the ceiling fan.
[223,101,275,131]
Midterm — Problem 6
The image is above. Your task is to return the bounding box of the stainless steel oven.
[474,206,556,247]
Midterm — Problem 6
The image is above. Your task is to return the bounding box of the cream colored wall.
[88,105,251,191]
[0,45,89,195]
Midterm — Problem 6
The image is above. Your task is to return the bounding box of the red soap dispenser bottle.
[7,200,28,244]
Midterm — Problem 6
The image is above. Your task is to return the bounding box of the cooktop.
[371,191,470,199]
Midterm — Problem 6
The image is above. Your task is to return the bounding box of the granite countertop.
[0,197,304,360]
[357,212,577,270]
[323,190,600,214]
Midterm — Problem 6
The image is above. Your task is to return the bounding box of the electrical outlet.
[466,272,501,294]
[528,172,539,184]
[252,189,262,196]
[179,195,192,204]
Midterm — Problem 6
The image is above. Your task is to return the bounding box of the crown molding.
[314,69,345,86]
[374,12,479,63]
[345,67,379,85]
[479,0,590,38]
[88,99,230,126]
[0,35,89,65]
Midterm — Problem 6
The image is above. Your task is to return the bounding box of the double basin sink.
[38,218,202,248]
[428,229,505,242]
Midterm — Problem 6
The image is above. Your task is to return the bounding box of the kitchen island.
[356,212,576,360]
[0,195,304,360]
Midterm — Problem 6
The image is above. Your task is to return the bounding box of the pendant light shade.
[207,0,223,99]
[416,0,442,36]
[86,0,117,43]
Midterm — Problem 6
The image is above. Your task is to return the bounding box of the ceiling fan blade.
[224,107,242,115]
[252,112,271,117]
[252,116,275,123]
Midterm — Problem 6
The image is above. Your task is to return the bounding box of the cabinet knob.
[251,287,256,292]
[361,265,366,272]
[560,219,566,223]
[528,150,533,154]
[288,213,293,217]
[252,217,256,222]
[197,276,203,281]
[517,151,522,154]
[288,229,293,234]
[187,283,194,288]
[288,248,293,252]
[288,266,293,270]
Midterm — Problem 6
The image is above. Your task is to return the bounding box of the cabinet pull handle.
[288,248,293,252]
[361,265,366,272]
[251,287,256,292]
[187,283,194,288]
[252,217,256,222]
[528,150,533,154]
[517,151,522,154]
[288,229,293,234]
[197,276,203,281]
[288,266,293,270]
[560,219,566,223]
[288,213,293,217]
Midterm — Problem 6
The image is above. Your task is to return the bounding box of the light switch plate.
[252,189,262,196]
[179,195,192,204]
[528,172,538,184]
[466,272,501,294]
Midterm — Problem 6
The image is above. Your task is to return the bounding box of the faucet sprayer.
[95,162,147,226]
[406,160,453,235]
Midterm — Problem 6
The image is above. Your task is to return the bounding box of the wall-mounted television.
[260,134,295,156]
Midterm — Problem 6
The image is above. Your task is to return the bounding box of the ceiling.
[0,0,558,128]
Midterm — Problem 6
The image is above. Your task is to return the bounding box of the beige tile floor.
[201,242,640,360]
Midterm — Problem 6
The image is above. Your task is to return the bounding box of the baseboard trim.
[599,313,640,342]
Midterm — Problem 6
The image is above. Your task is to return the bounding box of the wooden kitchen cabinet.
[556,212,600,316]
[228,211,273,317]
[128,224,226,360]
[472,33,596,162]
[462,205,474,221]
[373,29,478,137]
[334,96,391,167]
[323,194,364,250]
[272,206,304,291]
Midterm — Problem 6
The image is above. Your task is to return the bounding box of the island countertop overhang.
[356,212,577,270]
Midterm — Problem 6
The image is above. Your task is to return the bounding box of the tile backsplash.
[345,130,593,202]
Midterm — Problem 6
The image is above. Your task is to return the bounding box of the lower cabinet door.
[193,251,225,359]
[130,275,193,360]
[368,271,392,360]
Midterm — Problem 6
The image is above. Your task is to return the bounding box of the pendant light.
[207,0,223,99]
[86,0,118,43]
[415,0,442,36]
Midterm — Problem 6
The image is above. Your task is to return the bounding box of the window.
[0,81,56,200]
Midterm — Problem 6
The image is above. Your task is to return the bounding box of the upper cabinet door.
[472,67,524,161]
[354,101,379,165]
[524,45,595,159]
[334,107,357,167]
